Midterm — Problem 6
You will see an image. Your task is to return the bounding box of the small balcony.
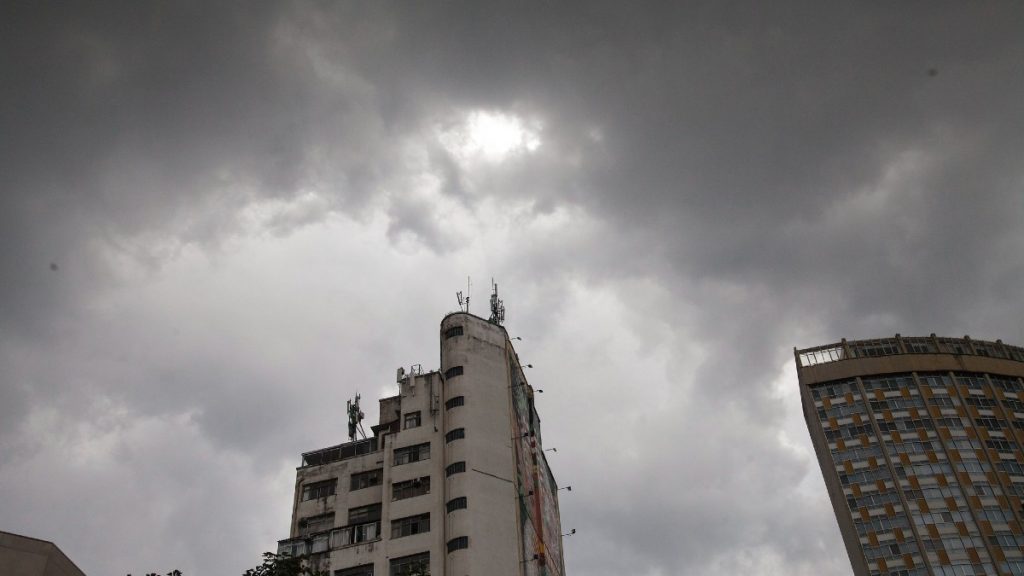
[278,521,382,558]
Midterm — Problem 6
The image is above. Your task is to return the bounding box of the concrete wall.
[440,313,522,576]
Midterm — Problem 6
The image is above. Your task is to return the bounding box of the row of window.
[933,564,997,576]
[337,539,470,576]
[870,569,927,576]
[814,372,1024,401]
[301,491,471,539]
[304,469,386,501]
[862,540,920,560]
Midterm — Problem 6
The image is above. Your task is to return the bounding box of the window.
[1004,561,1024,576]
[447,536,469,553]
[351,469,383,491]
[445,428,465,443]
[445,396,464,410]
[394,442,430,465]
[302,478,337,501]
[390,552,429,576]
[336,564,374,576]
[393,476,431,501]
[990,533,1024,548]
[444,366,464,379]
[278,539,307,557]
[311,533,329,553]
[391,513,430,539]
[444,326,463,339]
[445,462,466,477]
[975,417,1003,429]
[348,504,382,525]
[404,411,421,430]
[446,497,467,513]
[987,439,1014,452]
[351,522,379,544]
[299,512,334,536]
[339,505,382,544]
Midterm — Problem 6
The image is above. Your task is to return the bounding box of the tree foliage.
[243,552,328,576]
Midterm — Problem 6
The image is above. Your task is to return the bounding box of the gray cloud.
[3,2,1024,575]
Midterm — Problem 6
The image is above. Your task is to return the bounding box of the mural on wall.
[509,349,564,576]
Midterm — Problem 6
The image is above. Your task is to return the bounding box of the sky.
[2,2,1024,575]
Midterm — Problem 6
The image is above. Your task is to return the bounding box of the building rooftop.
[795,334,1024,368]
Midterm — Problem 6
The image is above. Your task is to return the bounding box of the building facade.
[278,312,566,576]
[797,335,1024,576]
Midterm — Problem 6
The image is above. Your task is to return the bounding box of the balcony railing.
[278,521,382,557]
[797,336,1024,368]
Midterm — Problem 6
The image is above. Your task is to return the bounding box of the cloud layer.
[3,2,1024,575]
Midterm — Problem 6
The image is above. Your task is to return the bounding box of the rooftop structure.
[796,334,1024,576]
[0,530,87,576]
[277,311,566,576]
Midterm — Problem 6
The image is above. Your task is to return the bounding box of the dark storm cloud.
[3,2,1024,575]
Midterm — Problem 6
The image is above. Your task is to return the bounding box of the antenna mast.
[489,278,505,325]
[456,276,472,313]
[347,394,366,441]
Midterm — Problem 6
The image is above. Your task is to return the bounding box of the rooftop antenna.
[347,394,366,441]
[489,278,505,325]
[456,276,472,313]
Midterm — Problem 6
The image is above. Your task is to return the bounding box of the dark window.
[350,468,383,491]
[342,505,382,544]
[975,418,1003,429]
[393,476,431,501]
[445,396,464,410]
[336,564,374,576]
[447,536,469,553]
[299,512,334,536]
[332,522,380,546]
[394,442,430,465]
[446,497,467,513]
[445,428,465,443]
[302,478,337,501]
[445,462,466,477]
[987,439,1014,451]
[404,411,421,429]
[391,513,430,539]
[348,504,382,525]
[444,366,464,379]
[444,326,464,339]
[390,552,429,576]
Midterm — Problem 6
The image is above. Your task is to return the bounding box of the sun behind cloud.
[437,110,542,165]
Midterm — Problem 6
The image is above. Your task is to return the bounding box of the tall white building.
[277,311,567,576]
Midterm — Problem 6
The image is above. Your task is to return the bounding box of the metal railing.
[301,437,379,467]
[277,521,382,557]
[797,335,1024,368]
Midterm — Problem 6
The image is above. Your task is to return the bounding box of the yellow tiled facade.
[797,336,1024,576]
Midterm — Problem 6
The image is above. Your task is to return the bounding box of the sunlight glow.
[438,110,541,164]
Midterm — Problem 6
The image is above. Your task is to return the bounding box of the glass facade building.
[797,336,1024,576]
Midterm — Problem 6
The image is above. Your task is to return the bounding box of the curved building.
[278,312,567,576]
[796,335,1024,576]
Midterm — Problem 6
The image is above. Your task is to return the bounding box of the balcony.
[278,521,382,558]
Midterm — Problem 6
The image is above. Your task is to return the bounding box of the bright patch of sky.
[438,110,542,165]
